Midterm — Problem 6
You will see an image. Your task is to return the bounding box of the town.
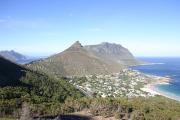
[68,69,165,98]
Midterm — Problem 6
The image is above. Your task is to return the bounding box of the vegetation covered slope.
[0,56,27,86]
[0,56,84,118]
[56,97,180,120]
[27,41,123,77]
[0,56,180,120]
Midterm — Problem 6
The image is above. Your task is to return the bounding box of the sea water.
[131,57,180,101]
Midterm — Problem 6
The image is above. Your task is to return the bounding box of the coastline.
[154,85,180,102]
[141,75,180,102]
[130,62,165,67]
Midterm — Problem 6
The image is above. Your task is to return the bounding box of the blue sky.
[0,0,180,57]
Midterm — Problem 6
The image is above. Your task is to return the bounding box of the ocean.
[131,57,180,101]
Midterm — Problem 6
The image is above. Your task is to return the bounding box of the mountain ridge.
[27,41,124,76]
[0,50,27,63]
[85,42,141,66]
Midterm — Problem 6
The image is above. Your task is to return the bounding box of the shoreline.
[153,85,180,102]
[141,75,180,102]
[130,62,165,67]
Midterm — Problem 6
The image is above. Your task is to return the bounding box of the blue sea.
[131,57,180,101]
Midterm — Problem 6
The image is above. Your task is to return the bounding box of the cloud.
[88,28,102,32]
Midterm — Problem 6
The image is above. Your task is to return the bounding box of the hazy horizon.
[1,41,180,58]
[1,0,180,57]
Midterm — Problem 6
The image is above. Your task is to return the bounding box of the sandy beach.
[141,75,180,101]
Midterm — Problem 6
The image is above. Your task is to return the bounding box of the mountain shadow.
[0,56,27,86]
[34,114,91,120]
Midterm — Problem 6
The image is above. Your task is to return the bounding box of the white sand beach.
[141,76,180,101]
[140,76,180,101]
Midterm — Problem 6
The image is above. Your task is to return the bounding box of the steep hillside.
[0,55,84,100]
[0,56,27,86]
[27,41,123,77]
[0,55,84,118]
[85,42,141,66]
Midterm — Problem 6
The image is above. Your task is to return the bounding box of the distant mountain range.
[0,50,40,64]
[27,41,142,76]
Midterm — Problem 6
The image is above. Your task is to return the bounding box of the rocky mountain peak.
[85,42,140,66]
[100,42,122,48]
[66,41,84,51]
[71,41,83,48]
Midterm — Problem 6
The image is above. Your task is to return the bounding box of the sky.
[0,0,180,57]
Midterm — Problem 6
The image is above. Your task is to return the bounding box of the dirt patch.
[66,110,117,120]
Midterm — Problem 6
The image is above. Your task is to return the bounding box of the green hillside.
[0,56,180,120]
[0,56,84,118]
[0,56,27,86]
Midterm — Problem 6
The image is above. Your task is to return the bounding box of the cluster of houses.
[68,69,158,98]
